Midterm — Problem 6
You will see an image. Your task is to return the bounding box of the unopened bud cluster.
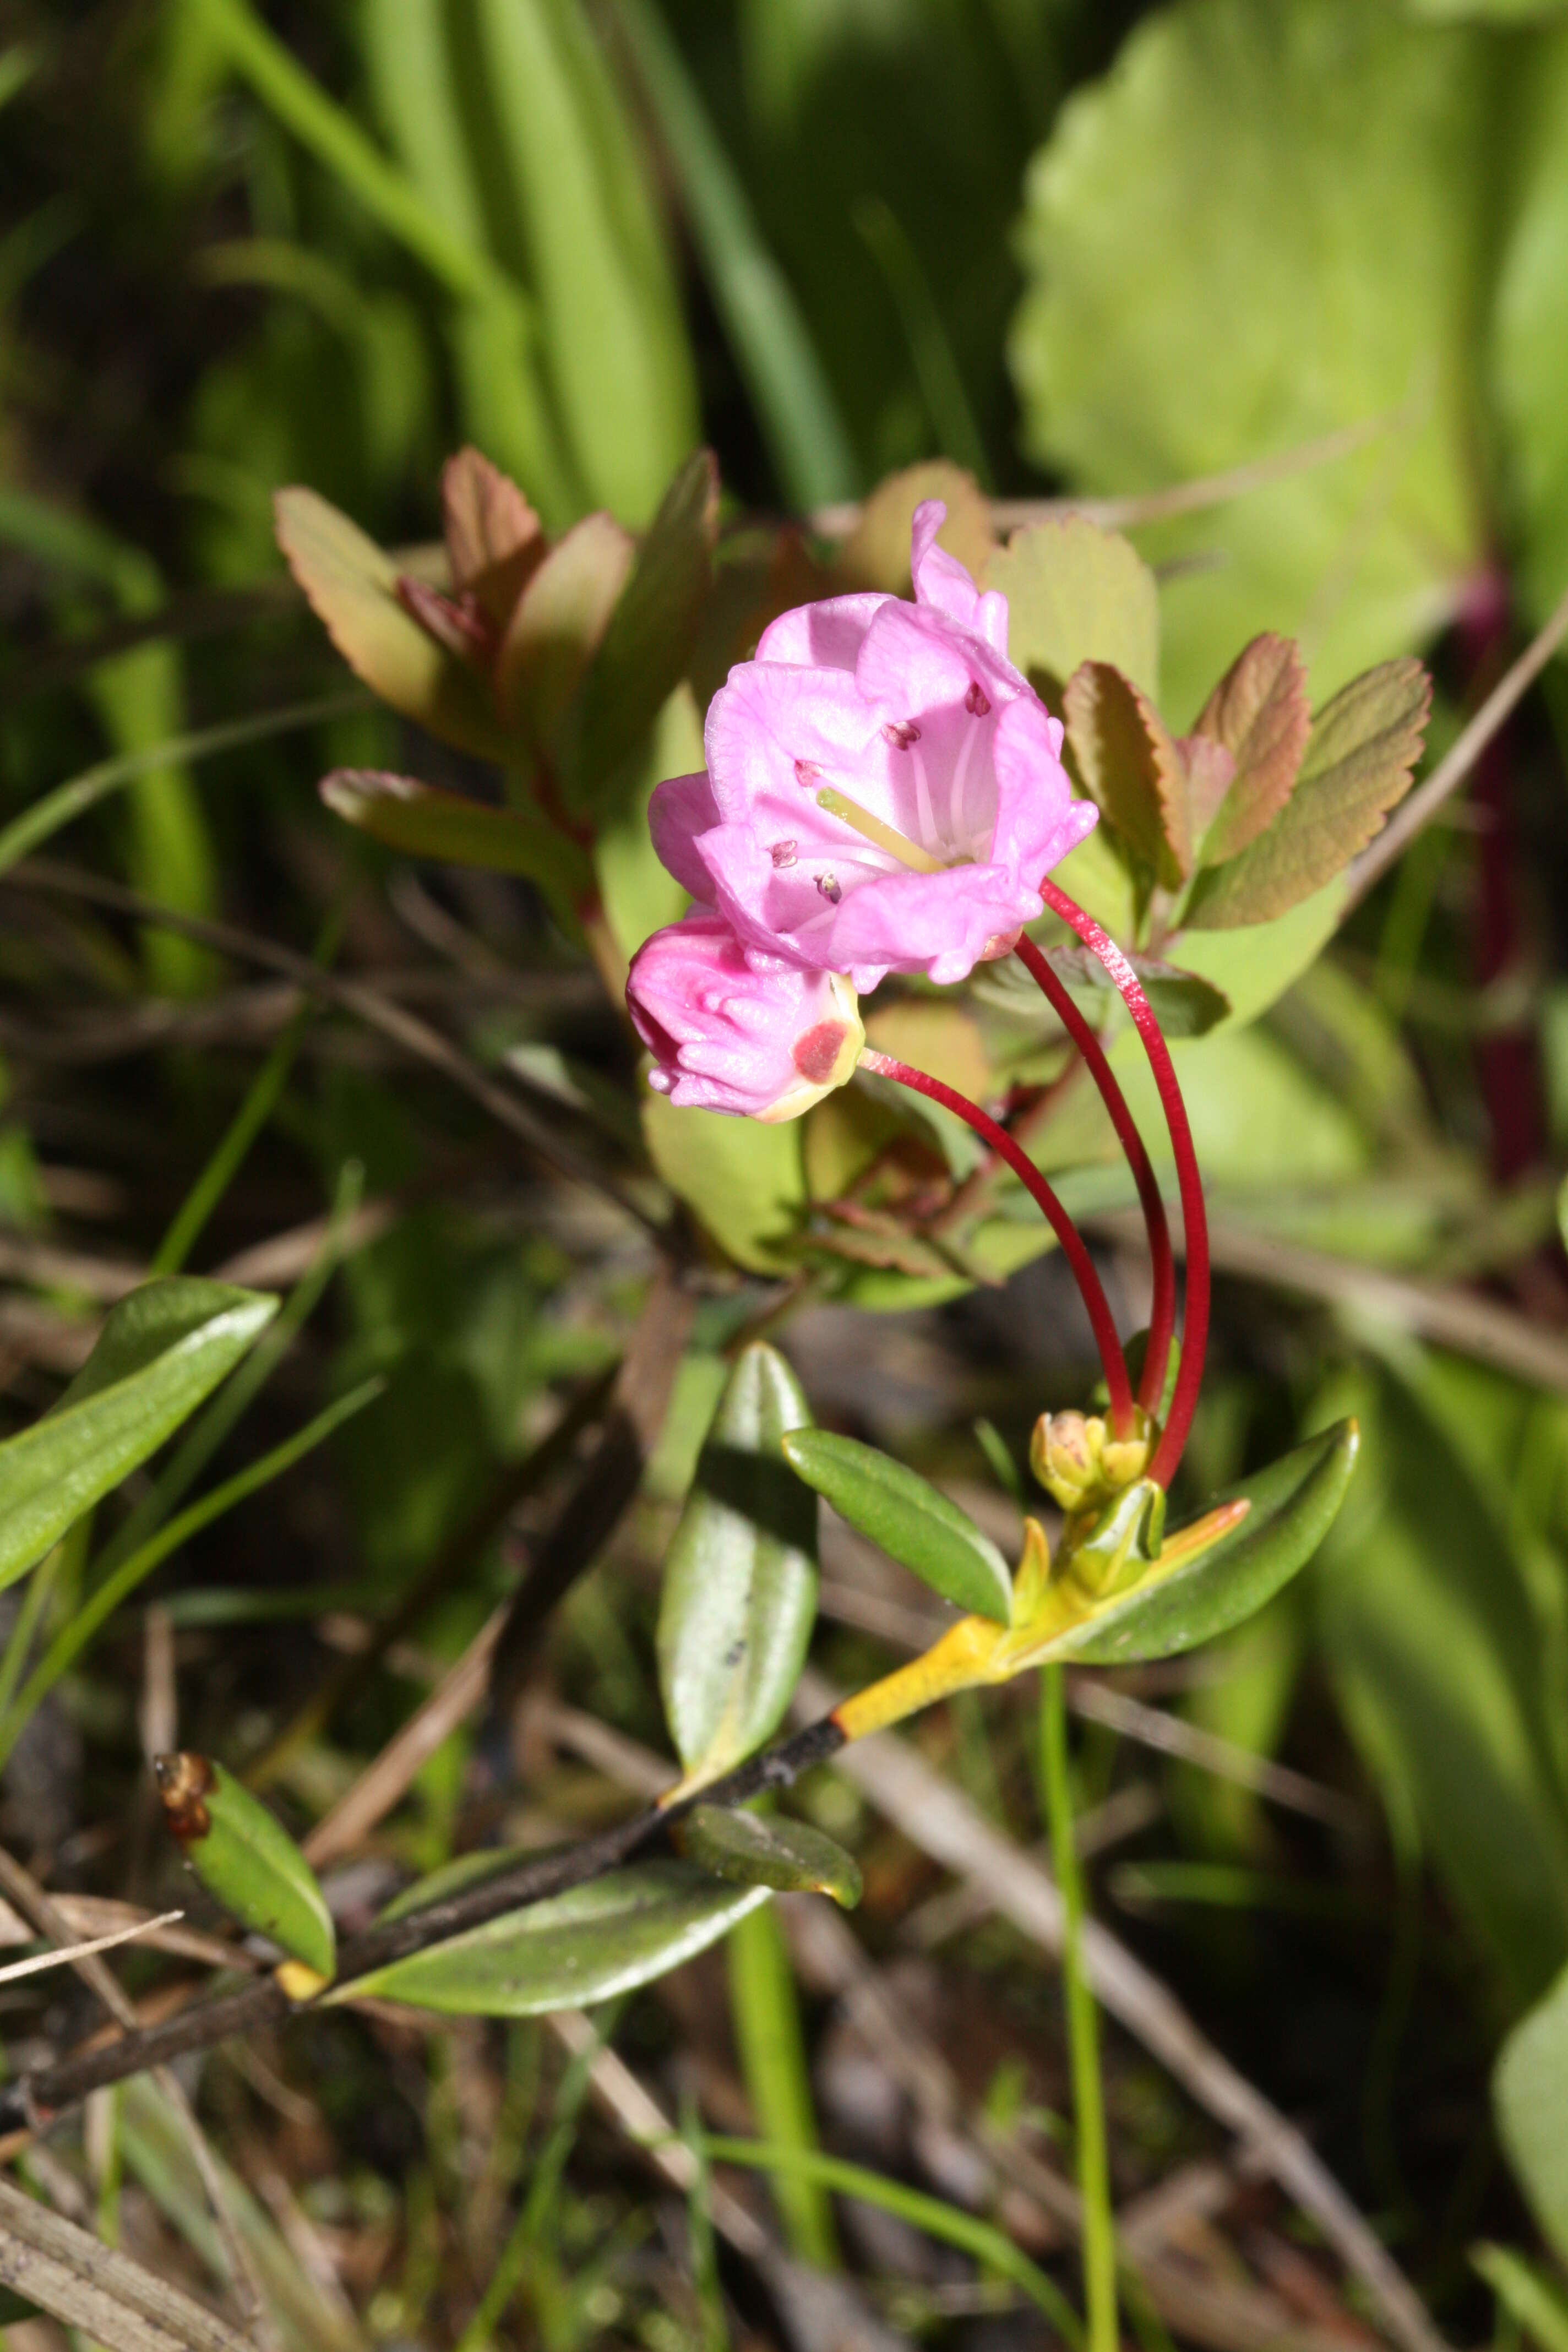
[1030,1407,1152,1515]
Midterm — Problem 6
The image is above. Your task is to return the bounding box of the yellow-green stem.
[1042,1663,1118,2352]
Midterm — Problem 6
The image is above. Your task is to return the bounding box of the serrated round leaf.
[658,1343,818,1781]
[0,1281,276,1594]
[680,1806,861,1908]
[1046,1419,1358,1665]
[781,1430,1012,1626]
[984,515,1159,701]
[1495,1964,1568,2268]
[330,1863,767,2016]
[157,1757,334,1978]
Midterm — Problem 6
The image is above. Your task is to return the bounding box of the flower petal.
[758,590,890,671]
[649,772,722,904]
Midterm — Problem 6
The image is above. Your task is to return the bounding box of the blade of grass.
[1042,1664,1117,2352]
[611,0,858,509]
[727,1902,839,2270]
[695,2136,1084,2342]
[852,195,993,488]
[0,1378,384,1774]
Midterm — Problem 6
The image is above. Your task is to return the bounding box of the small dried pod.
[154,1754,335,1984]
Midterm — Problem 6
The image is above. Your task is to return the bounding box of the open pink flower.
[649,501,1098,992]
[627,913,863,1122]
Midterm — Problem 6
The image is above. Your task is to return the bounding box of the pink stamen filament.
[1038,880,1210,1489]
[858,1047,1136,1439]
[1012,936,1177,1419]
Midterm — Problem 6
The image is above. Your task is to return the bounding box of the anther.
[881,720,922,750]
[965,681,991,717]
[770,839,798,868]
[794,759,823,786]
[815,872,842,903]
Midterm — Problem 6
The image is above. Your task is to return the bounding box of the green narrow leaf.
[727,1903,840,2269]
[155,1754,334,1978]
[1044,1419,1359,1665]
[0,1280,276,1594]
[658,1343,819,1785]
[275,487,513,763]
[330,1862,768,2016]
[1186,659,1431,928]
[1495,1964,1568,2268]
[680,1806,861,1908]
[983,515,1159,703]
[1473,2244,1568,2352]
[562,450,720,812]
[1064,659,1190,884]
[781,1429,1012,1626]
[319,769,590,910]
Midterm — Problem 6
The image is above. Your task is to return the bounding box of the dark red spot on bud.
[881,720,922,749]
[793,1022,848,1083]
[965,680,992,717]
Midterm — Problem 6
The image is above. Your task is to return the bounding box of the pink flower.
[649,501,1098,992]
[627,913,864,1122]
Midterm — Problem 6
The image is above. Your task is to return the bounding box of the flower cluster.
[626,501,1098,1120]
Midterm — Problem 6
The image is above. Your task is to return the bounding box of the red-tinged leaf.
[440,447,547,630]
[319,770,591,909]
[494,511,635,754]
[274,487,512,764]
[1186,657,1431,929]
[1064,659,1191,884]
[835,459,994,594]
[1191,633,1312,866]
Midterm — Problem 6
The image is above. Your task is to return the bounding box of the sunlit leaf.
[835,460,993,593]
[1495,1964,1568,2267]
[986,514,1159,704]
[155,1754,334,1979]
[679,1805,861,1907]
[1185,658,1430,928]
[1063,659,1190,882]
[1043,1419,1359,1665]
[319,769,590,910]
[0,1279,276,1594]
[641,1091,807,1273]
[1472,2244,1568,2352]
[494,510,634,748]
[658,1343,819,1785]
[1190,633,1312,867]
[1492,23,1568,628]
[330,1861,769,2015]
[781,1429,1012,1625]
[274,486,510,761]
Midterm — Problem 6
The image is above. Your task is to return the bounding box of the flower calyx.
[1030,1406,1153,1516]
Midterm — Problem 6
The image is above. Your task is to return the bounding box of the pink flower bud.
[627,914,863,1123]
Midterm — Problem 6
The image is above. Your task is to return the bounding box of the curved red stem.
[859,1047,1135,1438]
[1037,882,1209,1489]
[1012,935,1176,1416]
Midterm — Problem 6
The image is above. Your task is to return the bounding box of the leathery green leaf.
[0,1279,276,1593]
[155,1754,334,1979]
[319,769,590,913]
[1043,1419,1359,1665]
[658,1343,818,1784]
[679,1806,861,1909]
[781,1429,1012,1626]
[329,1862,768,2016]
[275,486,513,763]
[1495,1963,1568,2268]
[641,1091,806,1273]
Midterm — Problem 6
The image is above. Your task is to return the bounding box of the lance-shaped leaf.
[781,1430,1012,1626]
[1064,660,1190,884]
[1185,660,1431,928]
[561,449,720,814]
[275,487,512,763]
[1494,1962,1568,2267]
[1043,1418,1358,1666]
[328,1862,767,2016]
[658,1343,819,1785]
[496,511,635,750]
[155,1755,334,1980]
[985,515,1159,701]
[1042,945,1229,1039]
[1190,633,1311,867]
[678,1805,861,1908]
[319,769,591,910]
[439,446,546,630]
[0,1280,276,1594]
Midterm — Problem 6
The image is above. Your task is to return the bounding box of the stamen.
[770,839,798,868]
[815,787,944,874]
[815,872,842,903]
[965,680,991,717]
[881,720,922,749]
[794,759,823,786]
